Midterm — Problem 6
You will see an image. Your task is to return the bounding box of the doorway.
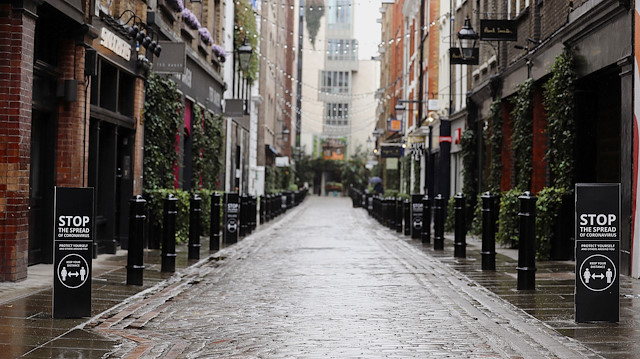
[29,110,55,265]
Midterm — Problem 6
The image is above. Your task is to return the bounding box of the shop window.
[118,73,135,117]
[99,62,118,112]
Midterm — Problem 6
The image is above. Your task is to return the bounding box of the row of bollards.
[126,189,308,286]
[359,189,538,291]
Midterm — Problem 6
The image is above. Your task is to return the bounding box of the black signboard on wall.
[53,187,94,318]
[575,183,620,322]
[480,19,518,41]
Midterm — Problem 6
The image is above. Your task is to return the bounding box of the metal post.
[422,195,431,244]
[250,195,257,233]
[210,192,221,251]
[162,194,177,272]
[127,195,146,285]
[395,197,402,233]
[404,198,411,236]
[239,194,248,238]
[517,191,537,290]
[259,195,265,224]
[433,194,444,250]
[454,193,466,258]
[481,191,497,270]
[188,194,202,260]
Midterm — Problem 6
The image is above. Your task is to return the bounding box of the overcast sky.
[354,0,382,60]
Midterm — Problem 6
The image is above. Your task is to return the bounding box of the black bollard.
[259,195,265,224]
[389,197,393,227]
[127,195,146,285]
[517,191,537,290]
[421,195,431,244]
[188,194,202,260]
[481,192,497,270]
[433,194,445,250]
[162,194,178,272]
[239,194,248,238]
[210,192,222,251]
[403,198,411,236]
[395,198,403,233]
[250,195,257,233]
[454,193,466,258]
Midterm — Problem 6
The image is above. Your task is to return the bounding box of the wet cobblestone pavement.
[90,197,600,358]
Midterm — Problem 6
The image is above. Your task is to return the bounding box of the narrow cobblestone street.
[92,197,598,358]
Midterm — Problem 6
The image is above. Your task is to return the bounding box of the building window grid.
[328,0,351,29]
[324,103,350,126]
[327,39,358,61]
[508,0,530,19]
[321,71,351,94]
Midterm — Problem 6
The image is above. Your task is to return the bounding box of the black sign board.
[411,195,424,239]
[480,19,518,41]
[449,48,479,65]
[224,193,240,244]
[380,145,402,158]
[575,183,620,322]
[53,187,94,318]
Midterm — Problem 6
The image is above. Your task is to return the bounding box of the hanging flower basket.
[165,0,184,12]
[199,27,213,46]
[182,8,201,30]
[211,44,227,62]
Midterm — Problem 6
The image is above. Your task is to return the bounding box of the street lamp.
[237,38,253,72]
[457,16,479,60]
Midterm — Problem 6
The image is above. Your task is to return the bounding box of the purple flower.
[199,27,212,45]
[182,8,201,30]
[166,0,184,12]
[212,44,227,61]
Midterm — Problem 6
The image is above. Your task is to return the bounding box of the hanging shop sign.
[480,19,518,41]
[53,187,94,319]
[380,145,402,158]
[449,48,479,65]
[154,41,186,74]
[575,183,620,323]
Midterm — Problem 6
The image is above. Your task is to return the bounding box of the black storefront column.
[433,194,445,250]
[188,194,202,260]
[162,195,177,272]
[517,191,537,290]
[127,195,146,286]
[453,193,466,258]
[481,192,498,270]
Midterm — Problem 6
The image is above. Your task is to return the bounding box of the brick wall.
[0,4,35,281]
[133,78,145,195]
[56,40,87,188]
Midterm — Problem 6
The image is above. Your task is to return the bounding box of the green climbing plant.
[487,99,503,193]
[143,72,183,190]
[510,79,534,191]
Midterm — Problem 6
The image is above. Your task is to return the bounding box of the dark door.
[29,110,55,265]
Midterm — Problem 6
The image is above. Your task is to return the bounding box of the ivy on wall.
[487,99,503,193]
[510,79,534,191]
[535,48,576,259]
[305,0,325,48]
[543,48,575,191]
[192,108,224,190]
[143,72,184,190]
